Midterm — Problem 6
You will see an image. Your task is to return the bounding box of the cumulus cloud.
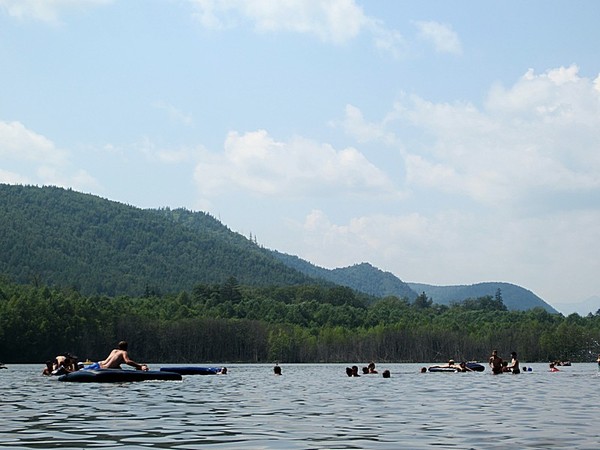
[383,65,600,209]
[188,0,405,56]
[294,65,600,303]
[0,0,112,24]
[194,129,398,198]
[414,20,462,55]
[334,104,397,144]
[0,120,98,190]
[293,205,600,303]
[0,120,67,165]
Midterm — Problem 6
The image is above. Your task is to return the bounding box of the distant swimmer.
[273,364,282,375]
[368,361,378,374]
[508,352,520,374]
[549,363,559,372]
[382,369,391,378]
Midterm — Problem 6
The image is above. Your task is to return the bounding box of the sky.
[1,0,600,314]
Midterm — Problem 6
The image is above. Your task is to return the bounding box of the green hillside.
[0,184,557,313]
[0,184,316,296]
[408,282,557,313]
[271,252,418,301]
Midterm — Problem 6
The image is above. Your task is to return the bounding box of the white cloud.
[414,20,462,55]
[0,120,67,165]
[0,168,30,184]
[0,0,112,24]
[292,205,600,304]
[383,65,600,209]
[194,129,398,198]
[188,0,405,56]
[0,120,99,191]
[334,104,397,144]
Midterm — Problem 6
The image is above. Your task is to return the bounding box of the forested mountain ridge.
[408,282,557,313]
[270,251,556,313]
[0,184,317,296]
[1,184,556,313]
[271,252,418,301]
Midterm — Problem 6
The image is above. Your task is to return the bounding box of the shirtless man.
[88,341,148,371]
[489,349,503,375]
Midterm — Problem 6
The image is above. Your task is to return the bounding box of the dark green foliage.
[1,277,599,364]
[408,282,556,313]
[272,253,418,301]
[0,184,317,297]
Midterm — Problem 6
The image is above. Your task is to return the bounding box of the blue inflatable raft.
[58,369,182,383]
[159,366,221,375]
[466,362,485,372]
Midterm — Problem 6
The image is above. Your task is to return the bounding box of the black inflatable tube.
[58,369,182,383]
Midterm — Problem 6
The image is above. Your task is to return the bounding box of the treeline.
[1,277,599,364]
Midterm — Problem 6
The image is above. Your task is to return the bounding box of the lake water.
[1,363,599,449]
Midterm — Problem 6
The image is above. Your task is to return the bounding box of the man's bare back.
[100,341,148,371]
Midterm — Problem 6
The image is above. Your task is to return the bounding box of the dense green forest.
[0,184,320,296]
[1,277,598,364]
[1,184,589,365]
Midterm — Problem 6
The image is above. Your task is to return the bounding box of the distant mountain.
[553,296,600,316]
[272,250,555,312]
[271,252,418,300]
[407,282,558,313]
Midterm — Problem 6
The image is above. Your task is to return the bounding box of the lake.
[1,362,599,449]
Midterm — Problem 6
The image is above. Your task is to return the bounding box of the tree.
[413,292,432,309]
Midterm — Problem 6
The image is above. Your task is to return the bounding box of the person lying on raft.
[85,340,148,371]
[429,359,459,370]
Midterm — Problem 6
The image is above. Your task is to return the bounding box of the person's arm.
[123,351,148,370]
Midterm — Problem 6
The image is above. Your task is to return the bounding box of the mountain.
[407,282,558,313]
[0,184,317,296]
[0,184,557,313]
[271,252,418,300]
[271,250,556,312]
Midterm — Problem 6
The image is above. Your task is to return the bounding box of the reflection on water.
[1,363,599,449]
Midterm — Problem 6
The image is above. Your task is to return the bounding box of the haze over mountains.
[0,184,557,312]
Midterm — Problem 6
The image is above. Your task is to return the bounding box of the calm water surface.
[1,363,599,449]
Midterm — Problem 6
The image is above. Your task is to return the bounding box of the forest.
[1,276,598,365]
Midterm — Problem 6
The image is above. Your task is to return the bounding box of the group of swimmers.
[42,353,80,376]
[488,350,521,374]
[42,345,600,377]
[43,341,149,375]
[345,362,391,378]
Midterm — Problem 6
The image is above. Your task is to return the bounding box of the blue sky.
[1,1,600,314]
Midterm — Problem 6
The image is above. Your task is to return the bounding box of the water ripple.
[1,363,599,449]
